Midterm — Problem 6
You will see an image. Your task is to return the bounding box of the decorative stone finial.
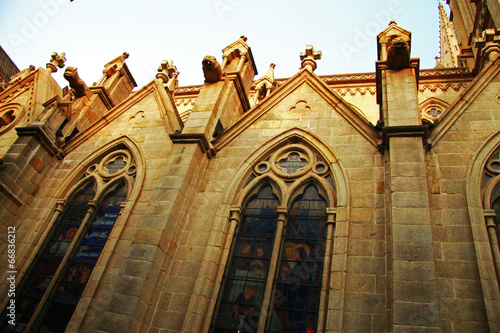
[474,28,500,62]
[240,35,248,42]
[46,52,66,73]
[156,60,170,84]
[157,60,179,85]
[300,45,322,72]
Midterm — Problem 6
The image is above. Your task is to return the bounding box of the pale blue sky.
[1,0,449,88]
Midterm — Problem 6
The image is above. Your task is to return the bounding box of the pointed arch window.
[481,148,500,281]
[211,182,329,333]
[2,147,136,333]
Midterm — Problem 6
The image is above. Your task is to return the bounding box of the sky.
[0,0,450,89]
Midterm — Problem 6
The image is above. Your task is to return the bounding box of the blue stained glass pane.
[39,181,126,332]
[212,185,278,332]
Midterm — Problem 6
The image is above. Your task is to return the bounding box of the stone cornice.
[174,67,474,103]
[15,124,65,159]
[378,124,430,151]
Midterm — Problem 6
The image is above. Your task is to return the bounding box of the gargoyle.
[202,56,222,83]
[63,66,89,98]
[387,37,410,70]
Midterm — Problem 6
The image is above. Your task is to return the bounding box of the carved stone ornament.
[289,100,312,117]
[387,37,410,69]
[202,55,222,83]
[63,66,89,99]
[86,149,137,180]
[300,45,322,72]
[128,111,146,125]
[46,52,66,73]
[250,144,330,182]
[0,103,24,135]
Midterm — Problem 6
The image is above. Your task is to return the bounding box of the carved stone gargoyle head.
[387,37,411,70]
[202,55,222,83]
[63,66,89,99]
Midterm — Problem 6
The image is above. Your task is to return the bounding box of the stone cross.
[46,52,66,73]
[300,45,321,72]
[156,60,178,84]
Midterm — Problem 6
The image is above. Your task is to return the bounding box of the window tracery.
[419,97,449,123]
[211,143,335,333]
[0,103,24,134]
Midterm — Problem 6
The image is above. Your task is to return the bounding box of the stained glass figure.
[267,186,326,333]
[211,185,278,333]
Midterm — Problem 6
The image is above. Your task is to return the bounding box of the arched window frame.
[466,132,500,331]
[479,149,500,278]
[210,141,338,332]
[2,136,145,333]
[181,130,350,333]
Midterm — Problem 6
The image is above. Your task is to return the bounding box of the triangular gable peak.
[212,67,380,151]
[63,79,182,154]
[429,57,500,146]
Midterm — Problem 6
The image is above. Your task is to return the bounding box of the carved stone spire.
[46,52,66,73]
[263,63,275,81]
[251,63,277,106]
[300,45,321,72]
[438,4,460,67]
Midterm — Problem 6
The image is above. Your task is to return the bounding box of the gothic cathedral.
[1,1,500,332]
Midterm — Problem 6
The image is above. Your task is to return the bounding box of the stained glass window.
[105,156,127,174]
[6,182,95,333]
[211,184,327,333]
[2,180,127,333]
[267,186,326,333]
[211,185,278,333]
[278,153,307,174]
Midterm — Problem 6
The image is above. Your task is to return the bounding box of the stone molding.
[429,57,500,147]
[212,69,380,151]
[466,130,500,331]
